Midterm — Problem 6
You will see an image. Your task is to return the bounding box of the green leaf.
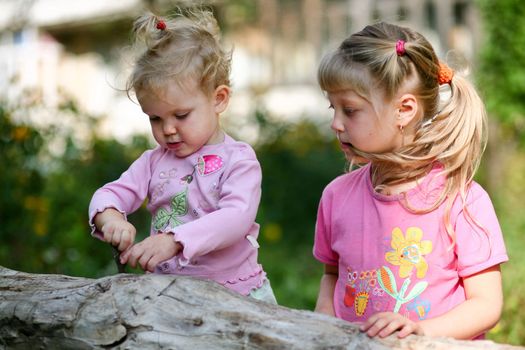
[171,188,188,216]
[404,281,428,302]
[170,217,183,228]
[153,207,172,231]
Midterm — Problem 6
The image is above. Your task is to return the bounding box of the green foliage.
[250,111,344,247]
[476,0,525,344]
[477,0,525,142]
[244,111,344,310]
[0,104,46,273]
[0,98,152,277]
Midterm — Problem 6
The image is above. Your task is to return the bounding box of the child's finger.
[110,230,122,247]
[378,320,401,338]
[125,245,142,268]
[146,256,160,273]
[119,247,131,264]
[138,252,153,271]
[397,324,413,338]
[118,230,132,251]
[101,224,114,243]
[360,313,381,332]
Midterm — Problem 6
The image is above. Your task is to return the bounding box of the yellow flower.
[385,227,433,279]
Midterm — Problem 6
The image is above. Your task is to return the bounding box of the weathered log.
[0,266,522,349]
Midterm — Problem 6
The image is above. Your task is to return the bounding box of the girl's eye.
[343,108,355,116]
[175,113,189,120]
[149,115,161,122]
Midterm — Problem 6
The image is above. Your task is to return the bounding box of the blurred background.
[1,0,524,345]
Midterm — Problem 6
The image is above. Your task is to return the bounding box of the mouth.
[336,133,352,149]
[166,141,182,150]
[339,141,353,149]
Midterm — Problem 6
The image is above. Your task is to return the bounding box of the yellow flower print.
[385,227,433,279]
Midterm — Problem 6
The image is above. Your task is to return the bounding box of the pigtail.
[443,72,488,179]
[433,69,489,248]
[125,8,231,98]
[132,13,171,50]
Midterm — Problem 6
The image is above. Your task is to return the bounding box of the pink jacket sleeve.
[88,150,154,238]
[172,155,262,261]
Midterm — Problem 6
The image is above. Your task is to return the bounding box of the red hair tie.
[396,40,406,56]
[438,62,454,85]
[156,20,166,31]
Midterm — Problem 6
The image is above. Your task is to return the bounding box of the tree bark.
[0,266,522,350]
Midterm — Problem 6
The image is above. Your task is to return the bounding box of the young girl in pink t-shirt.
[89,9,276,304]
[313,22,507,339]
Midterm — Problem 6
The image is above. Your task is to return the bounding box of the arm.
[171,157,262,260]
[361,265,503,339]
[88,149,154,249]
[419,265,503,338]
[315,264,338,317]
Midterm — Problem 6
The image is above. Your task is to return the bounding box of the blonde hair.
[318,22,488,247]
[126,8,231,97]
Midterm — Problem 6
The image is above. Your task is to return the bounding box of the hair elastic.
[156,20,166,30]
[396,40,406,56]
[437,62,454,85]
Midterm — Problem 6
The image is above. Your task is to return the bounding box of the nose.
[330,113,344,133]
[163,119,177,136]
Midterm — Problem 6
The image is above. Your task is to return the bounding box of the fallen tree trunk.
[0,266,522,350]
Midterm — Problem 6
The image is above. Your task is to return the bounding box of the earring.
[399,125,405,146]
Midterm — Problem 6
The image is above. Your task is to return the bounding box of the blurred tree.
[477,0,525,344]
[0,103,46,273]
[478,0,525,134]
[477,0,525,193]
[0,96,152,277]
[234,110,344,308]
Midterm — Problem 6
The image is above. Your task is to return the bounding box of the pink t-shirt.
[89,135,266,295]
[314,163,508,325]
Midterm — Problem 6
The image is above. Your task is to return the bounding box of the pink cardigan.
[89,135,266,295]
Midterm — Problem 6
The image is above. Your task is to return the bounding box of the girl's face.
[327,88,402,161]
[137,80,229,158]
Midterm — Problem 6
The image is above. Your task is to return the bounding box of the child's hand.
[120,233,182,272]
[360,312,424,338]
[100,219,136,252]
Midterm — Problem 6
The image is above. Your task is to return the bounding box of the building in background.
[0,0,481,142]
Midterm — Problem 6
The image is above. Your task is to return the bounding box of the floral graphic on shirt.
[179,155,223,184]
[152,187,188,231]
[407,297,431,320]
[377,266,428,313]
[384,227,433,279]
[344,268,378,317]
[197,155,223,176]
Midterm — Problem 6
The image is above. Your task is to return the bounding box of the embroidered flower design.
[385,227,433,279]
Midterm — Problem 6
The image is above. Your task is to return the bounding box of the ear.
[213,85,230,114]
[396,93,418,128]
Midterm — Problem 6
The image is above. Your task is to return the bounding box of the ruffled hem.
[88,206,128,238]
[219,264,265,287]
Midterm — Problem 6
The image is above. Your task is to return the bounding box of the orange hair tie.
[438,62,454,85]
